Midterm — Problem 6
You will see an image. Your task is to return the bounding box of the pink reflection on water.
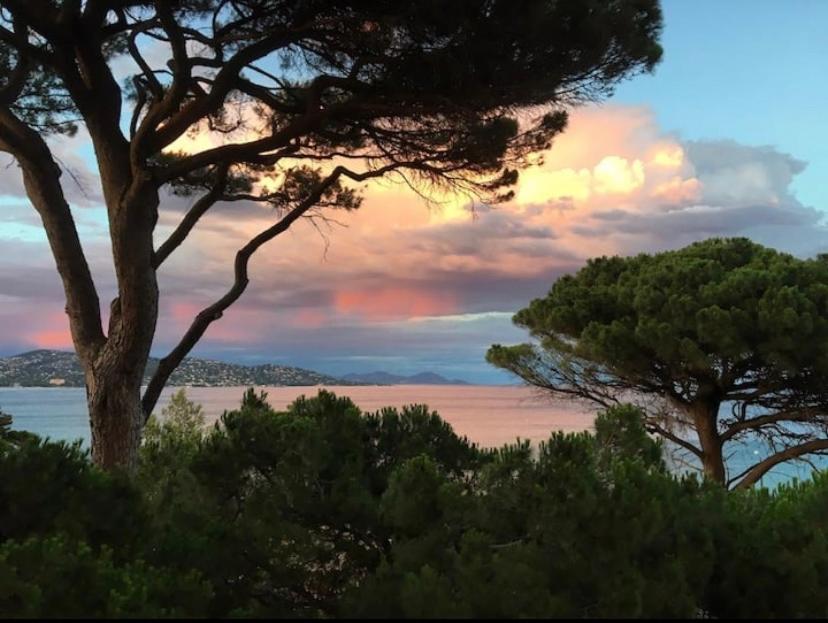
[172,384,594,449]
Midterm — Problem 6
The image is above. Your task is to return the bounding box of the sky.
[1,1,827,383]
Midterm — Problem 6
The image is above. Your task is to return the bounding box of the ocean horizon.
[2,385,822,488]
[2,384,592,448]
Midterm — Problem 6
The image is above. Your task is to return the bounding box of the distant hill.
[339,371,470,385]
[0,350,346,388]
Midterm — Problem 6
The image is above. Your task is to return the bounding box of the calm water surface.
[0,385,592,449]
[1,385,819,487]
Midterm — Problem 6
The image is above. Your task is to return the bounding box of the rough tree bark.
[0,37,161,470]
[0,108,152,470]
[63,34,160,471]
[86,367,146,471]
[85,180,160,470]
[688,398,726,485]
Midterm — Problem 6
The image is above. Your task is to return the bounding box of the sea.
[1,385,821,488]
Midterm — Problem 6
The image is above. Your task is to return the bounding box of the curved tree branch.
[645,422,703,459]
[733,438,828,489]
[0,107,105,364]
[145,27,314,154]
[141,162,399,416]
[156,105,330,183]
[153,163,230,268]
[720,407,825,443]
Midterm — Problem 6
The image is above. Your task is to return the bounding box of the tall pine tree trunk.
[86,366,145,470]
[86,174,160,470]
[0,31,163,471]
[84,272,157,471]
[82,256,158,470]
[690,398,726,484]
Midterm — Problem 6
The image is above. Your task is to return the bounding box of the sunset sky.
[1,1,827,383]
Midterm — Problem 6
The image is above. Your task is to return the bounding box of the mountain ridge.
[340,371,470,385]
[0,349,344,388]
[0,350,471,387]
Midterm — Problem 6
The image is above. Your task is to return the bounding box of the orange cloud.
[593,155,645,195]
[152,105,709,333]
[649,144,686,168]
[652,176,702,204]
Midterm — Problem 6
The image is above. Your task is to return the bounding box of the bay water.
[1,385,819,487]
[1,385,594,449]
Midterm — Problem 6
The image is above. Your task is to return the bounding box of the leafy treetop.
[489,238,828,488]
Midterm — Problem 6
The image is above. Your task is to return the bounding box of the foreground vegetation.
[2,390,828,618]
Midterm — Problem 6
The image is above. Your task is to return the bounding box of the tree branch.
[0,17,34,105]
[720,407,825,443]
[733,438,828,489]
[153,163,230,268]
[156,106,329,183]
[144,27,313,154]
[0,107,105,363]
[645,422,703,459]
[130,0,191,156]
[141,162,398,416]
[0,22,53,66]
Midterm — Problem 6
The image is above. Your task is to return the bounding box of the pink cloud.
[24,312,73,349]
[143,104,822,355]
[2,104,820,367]
[170,301,202,324]
[334,287,458,321]
[293,308,329,328]
[28,329,73,350]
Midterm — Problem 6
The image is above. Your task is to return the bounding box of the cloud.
[0,104,825,381]
[473,106,826,259]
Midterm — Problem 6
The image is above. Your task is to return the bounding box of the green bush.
[0,435,146,553]
[0,410,209,618]
[345,419,712,618]
[136,388,484,617]
[0,536,211,618]
[704,473,828,618]
[5,391,828,617]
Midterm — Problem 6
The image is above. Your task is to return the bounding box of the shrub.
[0,535,211,618]
[0,435,146,553]
[7,389,828,617]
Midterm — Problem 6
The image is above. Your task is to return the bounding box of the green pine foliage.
[0,536,211,618]
[488,237,828,487]
[4,391,828,617]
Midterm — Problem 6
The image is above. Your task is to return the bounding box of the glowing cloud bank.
[1,105,824,380]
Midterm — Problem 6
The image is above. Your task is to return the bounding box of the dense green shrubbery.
[3,390,828,617]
